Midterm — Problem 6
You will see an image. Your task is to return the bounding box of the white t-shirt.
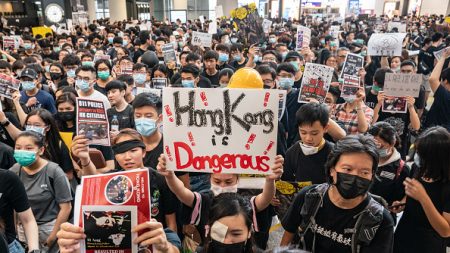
[78,90,111,109]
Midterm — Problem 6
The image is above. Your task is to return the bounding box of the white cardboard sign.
[383,73,422,98]
[367,33,407,56]
[191,31,213,48]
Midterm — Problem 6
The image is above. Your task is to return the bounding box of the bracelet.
[81,160,91,167]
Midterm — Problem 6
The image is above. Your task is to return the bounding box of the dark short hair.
[204,50,219,61]
[0,60,12,70]
[75,65,96,75]
[186,52,202,62]
[325,135,379,183]
[296,103,329,128]
[256,65,276,80]
[62,54,81,67]
[117,74,134,86]
[215,44,230,53]
[276,62,296,76]
[400,60,416,69]
[94,59,112,71]
[432,32,443,42]
[262,50,280,63]
[181,64,200,78]
[373,67,394,88]
[132,92,162,114]
[105,80,126,92]
[440,67,450,83]
[368,121,400,148]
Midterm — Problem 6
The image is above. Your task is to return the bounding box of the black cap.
[285,51,303,61]
[20,68,38,79]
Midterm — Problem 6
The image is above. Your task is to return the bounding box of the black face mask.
[57,111,75,122]
[50,72,62,80]
[334,172,372,199]
[208,239,246,253]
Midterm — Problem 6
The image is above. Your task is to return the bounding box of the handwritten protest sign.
[136,87,161,97]
[340,53,364,79]
[191,31,212,48]
[152,78,168,89]
[74,169,151,253]
[368,33,407,56]
[295,26,311,50]
[298,63,334,103]
[162,43,177,64]
[208,21,218,34]
[162,88,279,174]
[383,73,422,97]
[0,74,19,99]
[262,19,273,33]
[76,98,110,146]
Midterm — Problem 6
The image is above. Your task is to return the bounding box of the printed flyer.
[76,98,110,146]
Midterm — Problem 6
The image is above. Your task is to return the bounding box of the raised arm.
[254,155,284,211]
[157,154,195,207]
[429,48,450,93]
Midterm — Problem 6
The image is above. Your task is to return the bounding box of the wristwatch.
[0,119,10,127]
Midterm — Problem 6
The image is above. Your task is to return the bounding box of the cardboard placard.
[162,88,280,174]
[383,73,422,98]
[208,21,218,34]
[191,31,213,48]
[340,53,364,79]
[215,5,224,18]
[295,26,311,50]
[76,98,110,146]
[162,43,177,64]
[0,74,20,99]
[262,19,273,33]
[31,26,53,38]
[298,63,334,103]
[367,33,407,56]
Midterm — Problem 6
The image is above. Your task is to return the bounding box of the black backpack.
[297,183,386,253]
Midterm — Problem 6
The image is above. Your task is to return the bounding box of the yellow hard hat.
[227,67,263,89]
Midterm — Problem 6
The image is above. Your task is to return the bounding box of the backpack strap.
[348,194,384,253]
[298,183,329,251]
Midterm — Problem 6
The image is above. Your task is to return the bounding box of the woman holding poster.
[156,153,283,248]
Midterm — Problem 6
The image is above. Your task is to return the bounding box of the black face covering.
[334,172,372,199]
[208,239,246,253]
[57,111,75,122]
[50,72,62,80]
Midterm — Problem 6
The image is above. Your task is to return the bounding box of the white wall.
[420,0,449,15]
[217,0,238,17]
[173,0,187,10]
[374,0,385,16]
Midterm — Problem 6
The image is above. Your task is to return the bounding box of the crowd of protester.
[0,11,449,253]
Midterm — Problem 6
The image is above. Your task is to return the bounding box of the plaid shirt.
[330,103,374,135]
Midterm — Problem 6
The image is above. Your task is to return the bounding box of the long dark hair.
[416,126,450,182]
[203,193,255,253]
[25,108,65,166]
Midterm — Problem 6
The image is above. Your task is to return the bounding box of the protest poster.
[2,36,21,50]
[340,53,364,79]
[367,33,407,56]
[74,169,151,253]
[136,87,162,97]
[162,43,177,64]
[262,19,273,33]
[94,54,111,63]
[383,73,422,97]
[191,31,213,48]
[118,61,133,76]
[208,21,218,34]
[298,63,334,103]
[162,88,280,174]
[329,25,341,48]
[31,26,53,38]
[76,98,110,146]
[388,21,407,32]
[433,46,450,61]
[295,26,311,50]
[152,78,168,89]
[382,96,407,114]
[340,76,360,101]
[0,74,20,99]
[278,90,287,119]
[274,181,312,218]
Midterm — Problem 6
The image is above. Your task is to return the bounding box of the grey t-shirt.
[11,161,72,224]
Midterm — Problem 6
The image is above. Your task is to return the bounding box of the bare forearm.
[408,106,420,130]
[18,210,39,250]
[13,100,27,126]
[165,175,195,207]
[280,231,294,246]
[420,196,450,237]
[255,179,275,211]
[5,123,22,140]
[357,109,369,133]
[51,204,72,238]
[429,57,445,92]
[372,103,382,123]
[328,118,346,141]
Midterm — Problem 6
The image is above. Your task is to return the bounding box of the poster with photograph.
[368,33,407,56]
[136,87,161,97]
[152,78,168,89]
[298,63,334,103]
[76,98,110,146]
[340,53,364,79]
[82,206,137,253]
[340,76,360,100]
[118,61,133,76]
[162,43,177,64]
[382,96,407,113]
[162,88,280,175]
[296,26,311,50]
[0,74,20,99]
[2,36,21,50]
[383,73,422,97]
[274,181,312,218]
[278,90,287,119]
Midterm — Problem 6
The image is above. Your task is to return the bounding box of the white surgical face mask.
[210,183,238,196]
[299,142,319,156]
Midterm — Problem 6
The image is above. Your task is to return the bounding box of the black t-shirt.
[365,87,378,110]
[370,158,409,205]
[281,140,333,183]
[377,110,411,158]
[132,46,156,63]
[0,142,15,170]
[394,178,450,253]
[280,89,302,148]
[293,77,303,89]
[424,85,450,131]
[0,169,30,243]
[174,76,212,88]
[217,63,235,71]
[107,105,134,130]
[282,185,394,253]
[94,82,107,96]
[200,70,220,87]
[0,112,21,148]
[231,58,248,70]
[143,136,164,170]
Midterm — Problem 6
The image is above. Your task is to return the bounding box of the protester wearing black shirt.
[281,135,394,253]
[201,50,221,86]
